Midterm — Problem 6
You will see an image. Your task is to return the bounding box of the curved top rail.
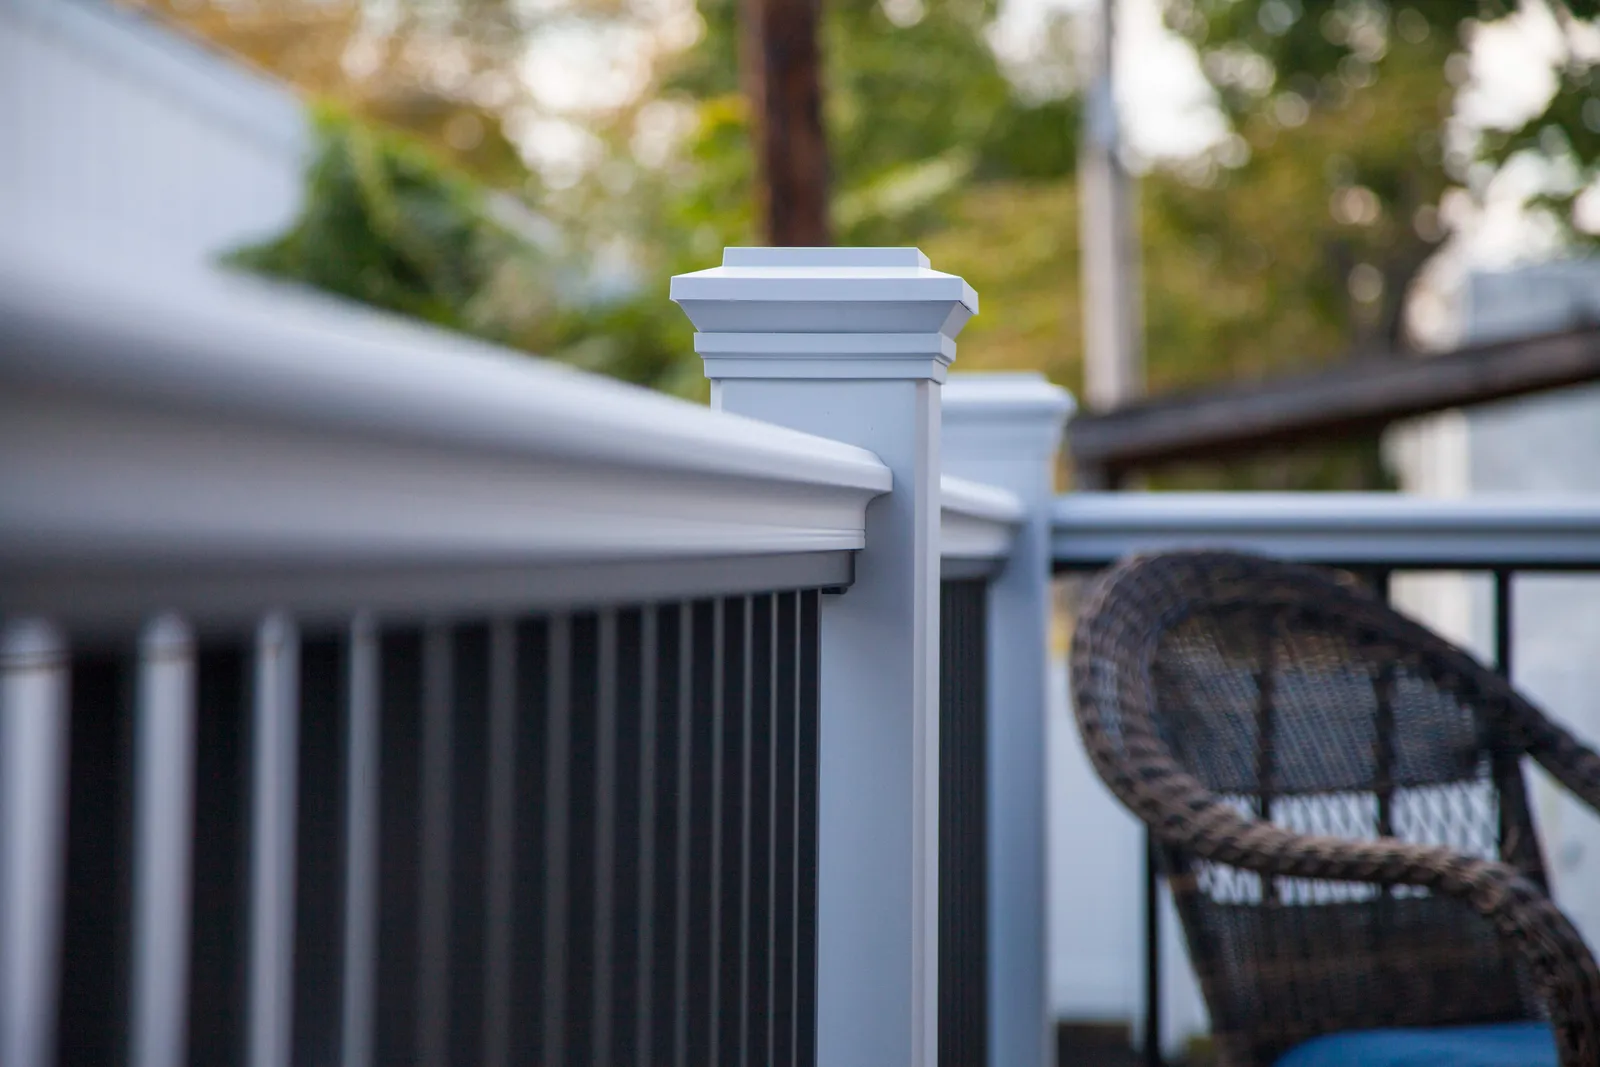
[0,247,891,496]
[0,245,893,619]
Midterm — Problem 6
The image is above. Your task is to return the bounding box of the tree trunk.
[741,0,831,245]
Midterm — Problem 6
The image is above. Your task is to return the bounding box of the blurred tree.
[123,0,540,185]
[1160,0,1600,352]
[741,0,832,243]
[228,105,573,346]
[144,0,1600,494]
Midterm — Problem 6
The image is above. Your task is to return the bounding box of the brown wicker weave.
[1069,550,1600,1067]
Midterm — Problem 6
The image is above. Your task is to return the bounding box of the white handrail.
[1053,491,1600,567]
[941,475,1024,567]
[0,245,893,619]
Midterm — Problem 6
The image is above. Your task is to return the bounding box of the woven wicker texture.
[1069,551,1600,1067]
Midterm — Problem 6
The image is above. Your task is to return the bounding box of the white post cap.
[670,247,980,383]
[942,372,1076,458]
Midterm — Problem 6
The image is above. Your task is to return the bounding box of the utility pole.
[1081,5,1160,1065]
[741,0,832,245]
[1078,0,1143,417]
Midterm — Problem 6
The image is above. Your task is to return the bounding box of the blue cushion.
[1274,1022,1557,1067]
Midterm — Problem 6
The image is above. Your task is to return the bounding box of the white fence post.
[673,247,977,1067]
[942,374,1074,1067]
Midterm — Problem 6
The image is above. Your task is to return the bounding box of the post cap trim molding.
[697,332,957,382]
[673,247,978,382]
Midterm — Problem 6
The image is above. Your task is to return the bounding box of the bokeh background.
[101,0,1600,490]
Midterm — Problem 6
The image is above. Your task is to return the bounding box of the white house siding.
[0,0,306,273]
[1387,260,1600,956]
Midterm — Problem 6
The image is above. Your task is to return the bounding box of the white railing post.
[673,247,977,1067]
[942,374,1074,1067]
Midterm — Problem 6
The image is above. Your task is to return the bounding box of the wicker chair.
[1068,550,1600,1067]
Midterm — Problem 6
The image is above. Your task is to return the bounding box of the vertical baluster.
[483,619,517,1067]
[447,628,490,1067]
[593,612,620,1067]
[686,600,718,1067]
[188,643,251,1065]
[750,593,774,1067]
[508,618,551,1066]
[1489,570,1540,881]
[543,616,574,1067]
[612,609,645,1067]
[737,596,754,1067]
[628,609,655,1067]
[796,590,820,1067]
[131,615,197,1067]
[294,635,351,1065]
[375,630,424,1066]
[417,626,454,1067]
[673,604,695,1067]
[646,606,678,1067]
[1494,570,1513,677]
[249,613,300,1067]
[635,607,660,1067]
[717,597,745,1067]
[1142,830,1162,1067]
[709,600,727,1067]
[0,620,70,1067]
[773,592,799,1067]
[342,615,380,1067]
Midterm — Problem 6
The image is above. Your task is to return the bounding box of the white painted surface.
[0,0,306,273]
[943,373,1074,1067]
[131,616,198,1067]
[679,246,975,1067]
[1389,259,1600,957]
[673,246,977,385]
[341,616,380,1067]
[248,615,299,1067]
[941,474,1025,565]
[1053,492,1600,567]
[0,621,70,1067]
[0,243,892,619]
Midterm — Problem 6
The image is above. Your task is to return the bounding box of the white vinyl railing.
[0,241,1069,1067]
[13,235,1599,1067]
[1052,492,1600,569]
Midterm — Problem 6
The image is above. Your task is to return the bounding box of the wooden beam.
[741,0,831,245]
[1067,326,1600,479]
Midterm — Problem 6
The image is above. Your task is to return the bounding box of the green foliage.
[230,105,701,391]
[228,0,1600,493]
[230,105,512,333]
[665,0,1078,237]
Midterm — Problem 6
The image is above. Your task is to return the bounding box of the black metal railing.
[1054,539,1600,1067]
[38,590,823,1067]
[938,577,989,1067]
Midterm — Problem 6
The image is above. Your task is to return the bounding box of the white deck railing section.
[13,236,1593,1067]
[0,242,1069,1067]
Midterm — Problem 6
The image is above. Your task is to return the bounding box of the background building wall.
[0,0,306,272]
[1388,258,1600,956]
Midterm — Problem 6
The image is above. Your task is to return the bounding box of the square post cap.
[671,247,979,383]
[943,372,1077,457]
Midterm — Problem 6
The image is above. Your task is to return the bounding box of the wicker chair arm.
[1110,757,1600,1067]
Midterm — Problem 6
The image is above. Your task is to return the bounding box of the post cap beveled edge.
[721,247,931,269]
